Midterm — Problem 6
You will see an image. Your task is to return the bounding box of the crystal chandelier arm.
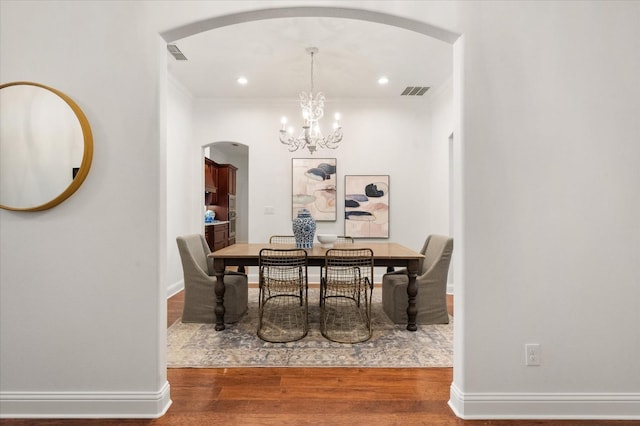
[279,129,292,145]
[280,129,305,152]
[323,127,343,149]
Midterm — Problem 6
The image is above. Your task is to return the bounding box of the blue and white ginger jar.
[292,208,316,249]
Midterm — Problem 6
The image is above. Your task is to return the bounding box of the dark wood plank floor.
[2,287,635,425]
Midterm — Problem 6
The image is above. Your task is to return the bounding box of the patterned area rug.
[167,288,453,368]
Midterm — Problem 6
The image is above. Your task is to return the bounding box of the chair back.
[324,248,374,283]
[176,234,210,276]
[336,236,355,244]
[259,248,308,282]
[421,234,454,278]
[269,235,296,245]
[258,248,309,342]
[321,248,375,343]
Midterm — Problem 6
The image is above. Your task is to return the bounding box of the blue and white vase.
[292,208,316,249]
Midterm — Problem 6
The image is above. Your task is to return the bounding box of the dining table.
[208,242,425,332]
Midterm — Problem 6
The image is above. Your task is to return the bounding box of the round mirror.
[0,81,93,211]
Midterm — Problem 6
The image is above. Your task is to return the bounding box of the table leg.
[213,258,226,331]
[406,259,419,331]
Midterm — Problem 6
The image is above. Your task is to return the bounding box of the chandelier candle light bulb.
[279,47,343,154]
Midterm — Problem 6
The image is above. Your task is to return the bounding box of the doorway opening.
[204,141,249,245]
[162,2,463,402]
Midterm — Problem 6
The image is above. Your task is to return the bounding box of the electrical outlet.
[264,206,275,215]
[525,343,541,366]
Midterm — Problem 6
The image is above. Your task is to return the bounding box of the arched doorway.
[204,141,249,244]
[162,4,464,403]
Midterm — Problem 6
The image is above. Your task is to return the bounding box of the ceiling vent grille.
[167,44,187,61]
[401,86,430,96]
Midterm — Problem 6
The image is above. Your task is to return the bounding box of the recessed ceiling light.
[378,76,389,85]
[237,77,248,85]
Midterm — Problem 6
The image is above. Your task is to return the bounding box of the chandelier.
[279,47,343,154]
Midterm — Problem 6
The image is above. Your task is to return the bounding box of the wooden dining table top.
[208,242,424,262]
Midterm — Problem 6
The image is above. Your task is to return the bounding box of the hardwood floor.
[1,289,635,425]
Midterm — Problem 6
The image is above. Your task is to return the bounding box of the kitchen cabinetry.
[204,225,213,251]
[216,164,237,196]
[215,164,237,248]
[212,222,228,252]
[205,222,229,252]
[204,159,238,251]
[204,158,218,205]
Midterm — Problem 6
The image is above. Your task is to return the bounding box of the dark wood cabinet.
[209,163,236,222]
[205,222,229,252]
[204,158,218,205]
[204,159,237,250]
[204,226,213,251]
[216,164,237,196]
[213,223,228,252]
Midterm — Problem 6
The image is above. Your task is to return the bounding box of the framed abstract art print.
[344,175,389,238]
[292,158,337,221]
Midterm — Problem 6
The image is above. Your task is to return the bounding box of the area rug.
[167,288,453,368]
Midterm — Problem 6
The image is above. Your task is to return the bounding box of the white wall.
[428,78,454,236]
[1,0,639,420]
[0,0,170,417]
[450,0,640,418]
[166,75,196,296]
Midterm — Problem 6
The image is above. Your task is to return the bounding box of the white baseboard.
[449,383,640,420]
[446,283,454,294]
[0,381,172,419]
[167,280,184,298]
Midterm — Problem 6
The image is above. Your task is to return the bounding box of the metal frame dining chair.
[320,248,374,343]
[269,235,355,307]
[269,235,296,245]
[257,248,309,342]
[336,236,355,244]
[318,236,354,304]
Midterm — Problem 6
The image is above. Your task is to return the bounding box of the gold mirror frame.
[0,81,93,211]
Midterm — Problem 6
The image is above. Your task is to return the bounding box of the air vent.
[401,86,430,96]
[167,44,187,61]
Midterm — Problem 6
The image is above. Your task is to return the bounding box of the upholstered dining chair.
[176,234,248,323]
[258,248,309,343]
[382,234,453,324]
[320,248,374,343]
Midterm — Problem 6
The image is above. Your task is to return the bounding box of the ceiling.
[166,17,453,100]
